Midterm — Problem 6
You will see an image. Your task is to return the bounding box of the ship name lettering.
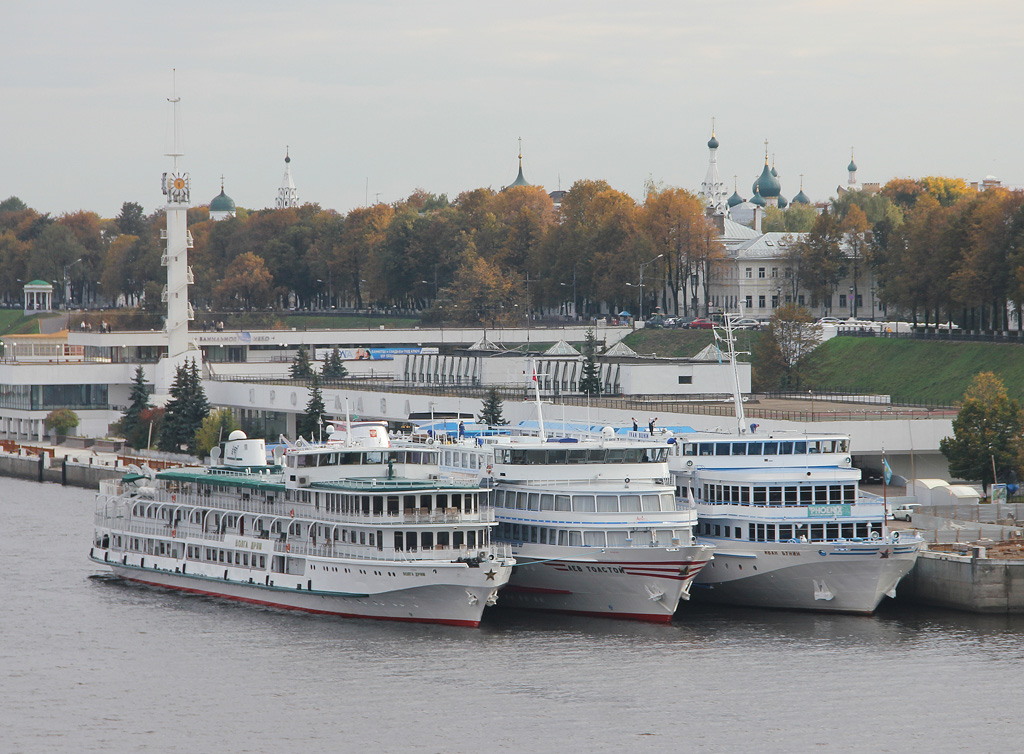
[585,565,624,574]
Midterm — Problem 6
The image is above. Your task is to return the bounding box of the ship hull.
[90,548,508,627]
[692,539,920,614]
[497,545,713,623]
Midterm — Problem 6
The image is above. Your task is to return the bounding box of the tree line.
[2,174,1022,328]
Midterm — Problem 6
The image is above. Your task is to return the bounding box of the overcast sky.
[4,1,1022,219]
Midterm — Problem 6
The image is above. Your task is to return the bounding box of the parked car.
[891,504,920,522]
[732,318,761,330]
[687,317,715,329]
[817,317,842,325]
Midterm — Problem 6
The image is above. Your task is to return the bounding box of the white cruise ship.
[418,393,713,622]
[666,315,921,613]
[90,423,513,627]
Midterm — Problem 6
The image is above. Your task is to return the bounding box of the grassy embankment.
[622,329,1024,406]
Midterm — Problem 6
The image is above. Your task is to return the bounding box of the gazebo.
[23,280,54,314]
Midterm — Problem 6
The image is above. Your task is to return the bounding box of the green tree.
[290,344,315,379]
[118,366,151,446]
[296,373,326,439]
[321,347,348,381]
[194,408,241,459]
[44,408,79,439]
[158,359,209,454]
[578,329,602,396]
[940,372,1023,491]
[478,387,508,426]
[214,251,274,310]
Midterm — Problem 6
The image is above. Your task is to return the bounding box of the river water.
[3,477,1023,754]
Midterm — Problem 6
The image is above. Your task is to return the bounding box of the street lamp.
[62,257,83,311]
[559,264,578,321]
[849,285,854,319]
[637,254,663,322]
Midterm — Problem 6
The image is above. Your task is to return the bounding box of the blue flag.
[883,457,893,485]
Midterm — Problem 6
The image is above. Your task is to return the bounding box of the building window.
[745,295,753,308]
[771,295,779,308]
[785,268,792,279]
[771,268,778,278]
[839,294,847,308]
[758,295,766,308]
[745,268,752,279]
[798,295,805,305]
[678,375,693,384]
[758,268,766,279]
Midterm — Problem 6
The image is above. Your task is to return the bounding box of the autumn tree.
[194,408,241,459]
[438,254,521,326]
[790,211,845,315]
[214,251,274,310]
[752,304,820,391]
[940,372,1023,490]
[840,205,870,318]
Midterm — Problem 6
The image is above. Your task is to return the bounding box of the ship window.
[829,485,842,503]
[243,553,249,566]
[856,523,869,538]
[763,442,778,455]
[661,493,675,511]
[800,486,813,504]
[359,531,366,545]
[639,494,658,512]
[732,443,747,455]
[438,531,450,548]
[779,524,793,540]
[528,493,540,511]
[794,441,807,454]
[468,530,477,548]
[811,524,824,540]
[539,528,548,544]
[844,485,856,503]
[555,494,572,511]
[597,495,618,512]
[766,525,776,541]
[699,443,714,456]
[784,487,798,505]
[574,495,596,512]
[557,530,568,546]
[493,489,505,508]
[567,448,588,464]
[755,524,764,541]
[826,523,839,540]
[814,486,828,503]
[568,531,582,547]
[753,487,767,504]
[714,525,721,537]
[584,531,605,547]
[453,531,464,549]
[606,530,628,546]
[715,443,730,456]
[747,442,763,455]
[841,523,854,539]
[620,495,641,512]
[682,443,697,456]
[544,494,559,511]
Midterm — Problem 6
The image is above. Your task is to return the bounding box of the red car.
[687,317,715,329]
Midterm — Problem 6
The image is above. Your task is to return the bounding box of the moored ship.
[90,423,513,627]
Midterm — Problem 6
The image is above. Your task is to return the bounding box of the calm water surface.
[2,477,1022,754]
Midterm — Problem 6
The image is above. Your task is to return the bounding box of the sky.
[4,1,1023,219]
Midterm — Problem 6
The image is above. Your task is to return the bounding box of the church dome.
[707,134,719,150]
[727,190,745,208]
[749,187,767,207]
[753,163,781,198]
[777,194,788,209]
[848,158,858,172]
[792,188,811,205]
[210,189,236,212]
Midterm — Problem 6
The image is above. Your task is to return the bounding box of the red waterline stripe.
[124,575,479,628]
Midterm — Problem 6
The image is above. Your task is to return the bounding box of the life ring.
[286,543,291,552]
[686,460,693,467]
[289,508,295,518]
[891,531,900,543]
[624,477,630,484]
[486,464,493,474]
[171,529,176,538]
[870,530,880,541]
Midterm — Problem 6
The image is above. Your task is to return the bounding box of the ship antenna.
[532,359,546,441]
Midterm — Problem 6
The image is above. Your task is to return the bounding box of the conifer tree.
[157,358,210,455]
[321,347,348,381]
[296,373,327,440]
[121,366,151,446]
[290,344,315,379]
[478,387,508,426]
[578,329,602,396]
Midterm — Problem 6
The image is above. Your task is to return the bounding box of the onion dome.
[708,133,719,150]
[752,162,781,199]
[727,190,744,208]
[848,158,857,172]
[793,175,811,205]
[777,194,788,209]
[749,185,767,207]
[210,188,236,213]
[506,137,531,189]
